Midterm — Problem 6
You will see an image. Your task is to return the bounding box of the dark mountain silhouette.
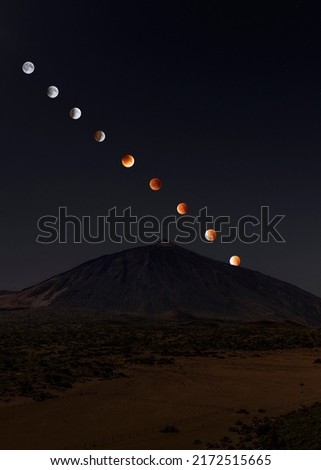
[1,242,321,326]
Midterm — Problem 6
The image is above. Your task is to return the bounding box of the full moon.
[205,229,217,241]
[69,107,82,120]
[47,86,59,98]
[94,130,106,142]
[149,178,162,191]
[229,255,241,266]
[177,202,188,215]
[122,154,135,168]
[22,61,35,74]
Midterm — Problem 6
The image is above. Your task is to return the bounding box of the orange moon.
[229,255,241,266]
[205,229,217,241]
[121,154,135,168]
[177,202,188,215]
[149,178,162,191]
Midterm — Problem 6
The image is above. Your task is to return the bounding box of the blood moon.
[121,154,135,168]
[177,202,188,215]
[149,178,162,191]
[229,255,241,266]
[205,229,217,242]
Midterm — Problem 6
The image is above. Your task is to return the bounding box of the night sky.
[1,1,321,296]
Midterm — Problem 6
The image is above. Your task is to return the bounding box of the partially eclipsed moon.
[122,154,135,168]
[205,229,217,241]
[177,202,188,215]
[94,130,106,142]
[149,178,162,191]
[22,61,35,74]
[47,86,59,98]
[229,255,241,266]
[70,107,82,120]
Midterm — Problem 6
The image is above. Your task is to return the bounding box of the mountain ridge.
[0,242,320,326]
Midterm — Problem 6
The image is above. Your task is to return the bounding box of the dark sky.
[1,0,321,296]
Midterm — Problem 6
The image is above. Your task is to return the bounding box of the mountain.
[1,242,321,326]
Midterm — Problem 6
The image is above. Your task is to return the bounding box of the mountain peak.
[1,244,321,326]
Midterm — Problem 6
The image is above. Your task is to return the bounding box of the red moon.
[177,202,188,215]
[121,154,135,168]
[229,255,241,266]
[149,178,162,191]
[205,229,217,241]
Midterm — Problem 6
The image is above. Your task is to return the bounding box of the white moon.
[22,61,35,74]
[94,130,106,142]
[69,107,82,120]
[47,86,59,98]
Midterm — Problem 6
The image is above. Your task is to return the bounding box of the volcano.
[1,242,321,326]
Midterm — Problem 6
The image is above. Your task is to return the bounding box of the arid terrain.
[1,310,321,449]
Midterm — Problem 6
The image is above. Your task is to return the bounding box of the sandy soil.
[1,349,321,449]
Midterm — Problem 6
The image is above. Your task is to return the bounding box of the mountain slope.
[1,242,321,326]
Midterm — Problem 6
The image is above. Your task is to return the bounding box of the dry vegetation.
[1,309,321,402]
[223,402,321,449]
[1,309,321,449]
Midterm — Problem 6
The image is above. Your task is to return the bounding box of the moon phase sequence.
[21,61,242,266]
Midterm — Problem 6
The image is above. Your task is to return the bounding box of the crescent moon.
[94,130,106,142]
